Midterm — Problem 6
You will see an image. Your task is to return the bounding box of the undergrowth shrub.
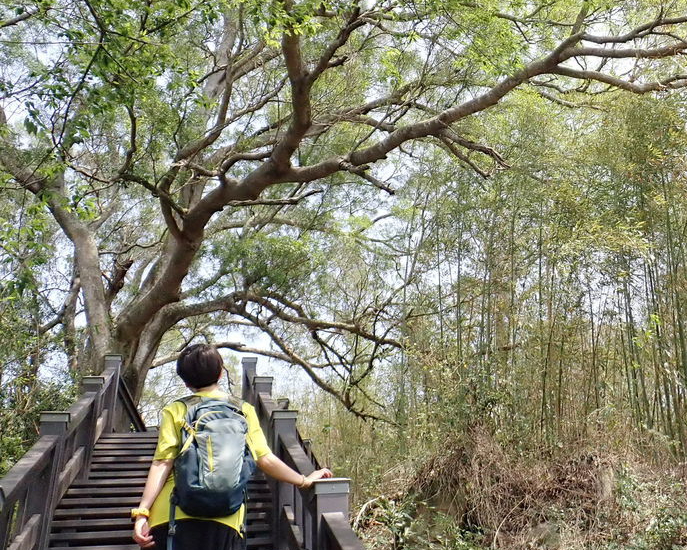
[0,379,77,475]
[357,428,687,550]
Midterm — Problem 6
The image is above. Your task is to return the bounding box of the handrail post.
[308,479,351,550]
[241,357,258,403]
[38,413,71,438]
[0,352,147,550]
[253,376,273,396]
[237,356,363,550]
[35,414,70,550]
[102,354,122,433]
[252,376,274,434]
[81,375,105,479]
[271,410,299,549]
[271,410,298,460]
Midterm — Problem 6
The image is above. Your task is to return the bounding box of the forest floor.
[356,429,687,550]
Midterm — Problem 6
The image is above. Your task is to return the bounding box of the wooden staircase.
[1,355,363,550]
[48,432,273,549]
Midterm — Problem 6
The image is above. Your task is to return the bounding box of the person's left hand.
[303,468,333,488]
[133,517,155,548]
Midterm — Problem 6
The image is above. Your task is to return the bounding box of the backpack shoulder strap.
[174,393,245,421]
[176,395,203,407]
[174,394,203,416]
[173,395,204,438]
[223,395,246,414]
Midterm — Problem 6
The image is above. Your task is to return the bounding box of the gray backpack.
[168,395,256,546]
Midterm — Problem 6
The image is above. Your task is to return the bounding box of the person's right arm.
[132,459,174,548]
[257,452,332,488]
[245,403,332,488]
[133,406,181,548]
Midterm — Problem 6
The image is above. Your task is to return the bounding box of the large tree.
[1,0,686,414]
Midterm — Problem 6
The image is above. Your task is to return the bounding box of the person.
[132,344,332,549]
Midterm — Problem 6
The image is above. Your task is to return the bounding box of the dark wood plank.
[247,536,272,547]
[91,455,153,464]
[92,450,153,457]
[246,511,269,522]
[52,507,131,519]
[90,463,150,471]
[96,435,156,440]
[88,471,150,479]
[65,487,143,497]
[51,517,132,530]
[93,444,157,451]
[246,522,271,532]
[70,478,147,488]
[50,530,134,542]
[57,496,140,507]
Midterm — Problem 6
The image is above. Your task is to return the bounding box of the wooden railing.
[0,354,145,550]
[241,357,365,550]
[0,354,363,550]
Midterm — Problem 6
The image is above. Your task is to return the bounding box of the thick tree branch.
[339,161,395,194]
[580,15,687,44]
[552,67,687,93]
[225,188,323,207]
[39,276,81,334]
[435,136,490,179]
[280,33,586,184]
[564,42,687,60]
[115,104,137,180]
[308,6,363,81]
[226,299,387,421]
[441,129,510,168]
[0,8,39,28]
[244,291,402,348]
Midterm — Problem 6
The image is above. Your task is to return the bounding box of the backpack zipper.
[193,409,236,429]
[207,435,214,472]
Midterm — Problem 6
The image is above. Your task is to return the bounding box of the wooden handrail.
[0,354,146,550]
[322,513,366,550]
[117,373,147,432]
[241,357,365,550]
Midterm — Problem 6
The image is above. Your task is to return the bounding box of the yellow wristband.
[130,507,150,520]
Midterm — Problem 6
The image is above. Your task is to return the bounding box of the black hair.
[176,344,223,389]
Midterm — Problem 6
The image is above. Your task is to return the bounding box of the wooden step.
[66,487,143,497]
[94,440,157,446]
[247,536,272,548]
[98,431,158,441]
[93,445,157,452]
[91,454,153,465]
[92,450,153,457]
[246,511,269,522]
[51,517,132,531]
[57,496,141,507]
[248,490,271,498]
[246,523,272,535]
[247,479,270,487]
[52,507,132,519]
[93,444,155,448]
[245,501,271,511]
[90,463,151,471]
[89,471,150,479]
[70,478,147,488]
[92,449,155,456]
[50,530,133,544]
[48,429,277,549]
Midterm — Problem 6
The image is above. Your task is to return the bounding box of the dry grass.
[357,428,687,550]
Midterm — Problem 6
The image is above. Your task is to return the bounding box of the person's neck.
[192,383,220,393]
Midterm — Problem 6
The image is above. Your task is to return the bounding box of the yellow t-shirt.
[148,390,271,533]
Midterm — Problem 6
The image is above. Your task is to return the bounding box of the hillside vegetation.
[2,2,687,547]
